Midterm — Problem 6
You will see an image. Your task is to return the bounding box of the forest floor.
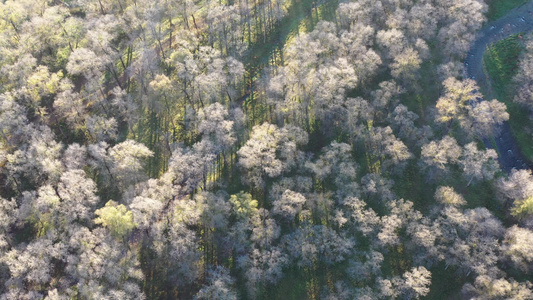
[465,0,533,171]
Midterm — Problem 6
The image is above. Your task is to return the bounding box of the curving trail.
[465,1,533,172]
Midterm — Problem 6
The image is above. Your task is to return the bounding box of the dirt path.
[465,1,533,172]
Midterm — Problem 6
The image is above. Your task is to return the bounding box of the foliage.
[94,200,136,239]
[511,196,533,219]
[0,0,530,299]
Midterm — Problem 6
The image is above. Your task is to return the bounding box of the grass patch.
[486,0,529,21]
[483,34,533,161]
[484,35,523,85]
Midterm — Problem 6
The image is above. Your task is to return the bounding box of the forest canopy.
[0,0,532,299]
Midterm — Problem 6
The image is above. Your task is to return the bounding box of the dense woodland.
[0,0,532,299]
